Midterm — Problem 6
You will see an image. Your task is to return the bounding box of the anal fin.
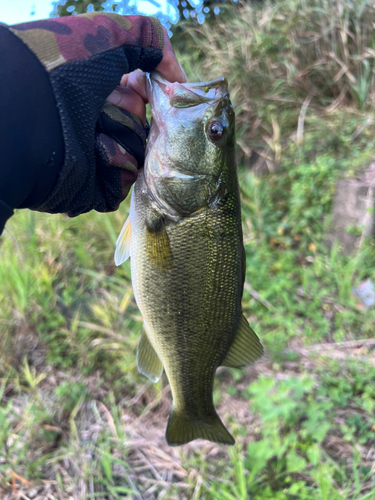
[137,327,163,383]
[222,314,263,368]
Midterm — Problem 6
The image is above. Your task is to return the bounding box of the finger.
[106,86,146,124]
[98,103,147,168]
[120,71,148,102]
[156,27,187,84]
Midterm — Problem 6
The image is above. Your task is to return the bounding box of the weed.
[1,1,375,498]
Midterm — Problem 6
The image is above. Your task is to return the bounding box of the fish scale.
[115,72,263,446]
[132,185,241,418]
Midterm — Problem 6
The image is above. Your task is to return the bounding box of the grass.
[174,0,375,166]
[1,0,375,497]
[1,120,375,497]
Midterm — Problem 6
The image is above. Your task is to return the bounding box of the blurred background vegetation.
[1,0,375,498]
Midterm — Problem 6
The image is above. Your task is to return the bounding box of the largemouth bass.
[115,73,263,446]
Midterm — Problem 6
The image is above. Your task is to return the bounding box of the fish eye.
[208,121,224,140]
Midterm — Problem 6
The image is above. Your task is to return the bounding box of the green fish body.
[115,73,263,446]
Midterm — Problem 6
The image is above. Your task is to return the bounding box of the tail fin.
[166,410,235,446]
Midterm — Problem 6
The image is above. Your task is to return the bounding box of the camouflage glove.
[8,14,164,216]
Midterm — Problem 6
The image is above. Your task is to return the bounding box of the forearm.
[0,24,64,235]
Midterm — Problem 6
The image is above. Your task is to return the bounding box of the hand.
[107,27,187,125]
[9,13,182,217]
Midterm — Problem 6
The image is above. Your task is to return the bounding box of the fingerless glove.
[4,13,164,220]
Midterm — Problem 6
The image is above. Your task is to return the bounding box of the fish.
[115,72,263,446]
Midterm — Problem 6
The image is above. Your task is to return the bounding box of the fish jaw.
[147,72,229,107]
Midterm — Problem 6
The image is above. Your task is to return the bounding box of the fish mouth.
[147,72,228,111]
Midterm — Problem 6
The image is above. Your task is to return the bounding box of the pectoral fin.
[222,314,263,368]
[145,216,173,270]
[115,216,132,266]
[137,328,163,383]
